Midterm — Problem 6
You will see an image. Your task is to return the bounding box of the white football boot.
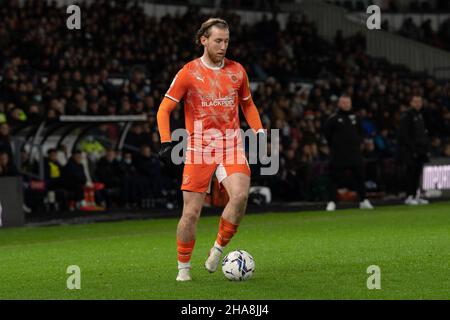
[405,195,419,206]
[359,199,374,209]
[415,190,429,205]
[204,242,223,273]
[326,201,336,211]
[176,262,192,281]
[416,197,429,205]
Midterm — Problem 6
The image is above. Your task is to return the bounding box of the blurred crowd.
[1,0,450,210]
[330,0,450,13]
[390,16,450,52]
[329,0,450,52]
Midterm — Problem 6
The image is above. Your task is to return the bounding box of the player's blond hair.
[195,18,229,46]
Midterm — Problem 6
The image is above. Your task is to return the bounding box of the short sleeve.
[238,67,252,102]
[165,67,189,103]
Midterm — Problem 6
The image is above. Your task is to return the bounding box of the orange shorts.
[181,150,250,193]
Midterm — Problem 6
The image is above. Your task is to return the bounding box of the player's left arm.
[238,68,263,134]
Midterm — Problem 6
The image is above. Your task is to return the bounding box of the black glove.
[158,142,173,165]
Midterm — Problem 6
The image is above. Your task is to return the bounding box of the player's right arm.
[157,67,189,142]
[156,67,189,162]
[157,97,178,143]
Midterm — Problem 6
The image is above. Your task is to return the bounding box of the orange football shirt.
[165,57,252,153]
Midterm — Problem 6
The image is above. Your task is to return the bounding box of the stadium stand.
[0,0,449,217]
[328,0,450,13]
[394,16,450,52]
[329,0,450,52]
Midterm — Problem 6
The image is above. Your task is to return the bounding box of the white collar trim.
[200,56,224,70]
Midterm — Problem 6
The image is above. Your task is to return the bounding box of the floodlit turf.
[0,202,449,300]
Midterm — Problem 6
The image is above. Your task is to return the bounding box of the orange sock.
[177,239,195,263]
[216,217,239,247]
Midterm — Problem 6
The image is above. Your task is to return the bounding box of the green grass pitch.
[0,202,449,299]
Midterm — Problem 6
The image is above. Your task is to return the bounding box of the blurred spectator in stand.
[0,151,19,176]
[62,150,87,209]
[44,148,63,190]
[279,148,301,200]
[27,105,43,124]
[443,143,450,157]
[95,148,122,208]
[8,107,27,126]
[20,150,38,174]
[0,123,13,158]
[57,144,69,166]
[0,104,7,124]
[363,138,378,160]
[124,124,146,156]
[135,144,162,207]
[44,148,64,211]
[429,137,443,157]
[363,137,379,190]
[119,151,141,208]
[374,128,395,158]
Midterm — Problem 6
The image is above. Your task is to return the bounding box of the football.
[222,250,255,281]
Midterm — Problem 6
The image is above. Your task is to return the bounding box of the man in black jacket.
[323,95,374,211]
[62,151,87,205]
[95,148,122,208]
[397,95,430,205]
[135,144,162,199]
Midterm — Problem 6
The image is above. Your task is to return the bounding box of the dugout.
[9,115,151,215]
